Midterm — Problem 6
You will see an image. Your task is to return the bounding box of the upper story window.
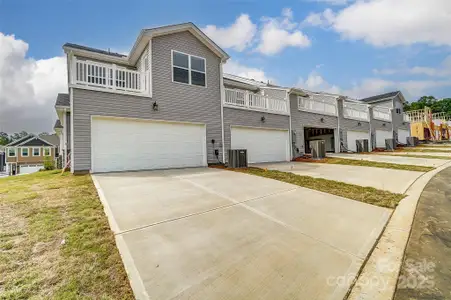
[7,148,16,157]
[33,148,41,156]
[396,108,402,114]
[44,147,51,156]
[172,51,206,87]
[21,148,29,157]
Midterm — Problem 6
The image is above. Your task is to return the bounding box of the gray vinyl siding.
[290,94,338,157]
[261,88,287,100]
[391,95,410,141]
[223,107,289,162]
[72,31,222,171]
[66,112,71,150]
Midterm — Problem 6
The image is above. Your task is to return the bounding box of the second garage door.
[346,131,370,152]
[398,129,410,144]
[375,130,393,148]
[91,117,207,173]
[231,127,290,163]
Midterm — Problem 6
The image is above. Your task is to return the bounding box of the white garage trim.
[398,129,410,144]
[375,130,393,148]
[90,116,207,173]
[346,130,371,152]
[231,125,290,163]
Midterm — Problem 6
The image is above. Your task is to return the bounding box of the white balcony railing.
[224,88,288,114]
[373,106,392,121]
[298,96,337,116]
[343,102,369,121]
[72,58,148,94]
[403,113,410,122]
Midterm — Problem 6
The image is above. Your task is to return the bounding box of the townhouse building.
[54,22,410,173]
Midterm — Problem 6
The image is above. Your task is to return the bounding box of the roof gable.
[55,93,70,108]
[6,134,35,146]
[7,134,54,147]
[360,91,400,103]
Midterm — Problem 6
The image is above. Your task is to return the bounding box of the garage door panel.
[231,127,289,163]
[398,129,410,144]
[92,118,206,173]
[346,131,369,152]
[375,130,393,148]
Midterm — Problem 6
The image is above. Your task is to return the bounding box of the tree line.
[0,131,50,146]
[404,96,451,116]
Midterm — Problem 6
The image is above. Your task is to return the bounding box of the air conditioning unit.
[406,137,417,147]
[356,139,369,153]
[385,139,396,151]
[228,149,248,168]
[310,140,326,159]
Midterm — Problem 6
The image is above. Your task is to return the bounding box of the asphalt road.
[394,167,451,300]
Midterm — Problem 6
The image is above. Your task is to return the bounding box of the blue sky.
[1,0,451,132]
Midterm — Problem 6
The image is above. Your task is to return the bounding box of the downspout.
[287,91,292,160]
[219,61,226,164]
[336,97,341,153]
[368,106,373,151]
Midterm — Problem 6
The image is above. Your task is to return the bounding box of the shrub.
[43,156,55,170]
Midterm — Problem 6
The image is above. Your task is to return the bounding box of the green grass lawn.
[229,167,405,209]
[0,171,133,299]
[314,157,434,172]
[377,153,451,160]
[398,147,451,153]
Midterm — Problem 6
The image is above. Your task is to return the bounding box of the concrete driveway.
[93,168,391,300]
[328,153,449,167]
[255,162,423,193]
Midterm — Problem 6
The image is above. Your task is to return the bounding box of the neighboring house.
[5,134,57,176]
[54,22,410,173]
[360,91,410,147]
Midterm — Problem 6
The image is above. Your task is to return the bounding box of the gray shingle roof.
[360,91,400,103]
[55,93,70,107]
[54,120,63,129]
[39,134,59,146]
[63,43,127,58]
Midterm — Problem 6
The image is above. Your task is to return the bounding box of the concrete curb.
[90,175,149,300]
[346,161,451,300]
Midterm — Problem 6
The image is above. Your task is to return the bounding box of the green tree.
[0,132,10,145]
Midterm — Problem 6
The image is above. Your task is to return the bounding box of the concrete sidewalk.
[254,162,423,194]
[328,153,449,167]
[93,168,391,300]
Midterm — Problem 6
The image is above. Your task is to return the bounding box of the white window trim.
[171,50,207,88]
[43,147,51,156]
[21,147,29,157]
[32,147,41,157]
[7,147,16,157]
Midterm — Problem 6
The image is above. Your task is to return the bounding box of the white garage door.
[346,131,370,152]
[398,129,410,144]
[20,165,43,175]
[91,117,207,173]
[376,130,393,148]
[231,127,289,163]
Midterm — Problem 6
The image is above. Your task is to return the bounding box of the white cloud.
[312,0,350,5]
[296,69,451,100]
[297,71,341,94]
[223,59,270,83]
[303,9,335,27]
[374,55,451,77]
[0,32,67,133]
[329,0,451,47]
[203,14,257,52]
[256,8,311,55]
